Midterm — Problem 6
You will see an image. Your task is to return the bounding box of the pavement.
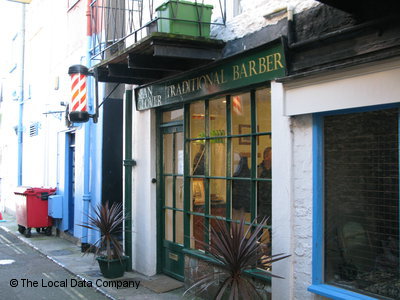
[0,211,185,300]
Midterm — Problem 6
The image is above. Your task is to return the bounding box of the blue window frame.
[309,104,400,300]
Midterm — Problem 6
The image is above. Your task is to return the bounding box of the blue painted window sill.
[308,284,378,300]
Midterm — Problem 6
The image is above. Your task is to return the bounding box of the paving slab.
[0,211,186,299]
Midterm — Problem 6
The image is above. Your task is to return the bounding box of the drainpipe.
[81,0,93,250]
[17,4,26,186]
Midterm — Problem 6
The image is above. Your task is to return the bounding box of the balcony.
[89,0,226,85]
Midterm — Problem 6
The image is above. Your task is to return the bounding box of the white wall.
[271,81,294,300]
[282,58,400,300]
[284,58,400,116]
[131,107,158,276]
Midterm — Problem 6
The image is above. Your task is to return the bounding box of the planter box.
[96,256,129,279]
[156,0,213,38]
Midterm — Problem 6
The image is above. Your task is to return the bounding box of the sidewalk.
[0,211,185,300]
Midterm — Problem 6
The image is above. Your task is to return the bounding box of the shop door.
[161,124,184,281]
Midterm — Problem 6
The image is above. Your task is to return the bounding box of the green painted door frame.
[124,89,134,271]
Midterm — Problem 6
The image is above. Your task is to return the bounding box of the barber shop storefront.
[135,40,286,284]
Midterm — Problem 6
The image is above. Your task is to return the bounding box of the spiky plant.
[185,217,290,299]
[78,201,124,260]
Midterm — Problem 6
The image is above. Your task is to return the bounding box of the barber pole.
[68,65,90,122]
[71,73,87,112]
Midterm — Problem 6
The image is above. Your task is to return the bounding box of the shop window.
[187,87,272,271]
[312,108,400,299]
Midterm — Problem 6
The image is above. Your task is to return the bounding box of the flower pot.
[156,0,213,38]
[96,256,129,279]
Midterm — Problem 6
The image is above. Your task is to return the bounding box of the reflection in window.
[163,108,183,123]
[191,142,205,176]
[231,93,251,135]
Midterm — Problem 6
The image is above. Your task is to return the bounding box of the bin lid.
[14,186,32,195]
[14,186,56,195]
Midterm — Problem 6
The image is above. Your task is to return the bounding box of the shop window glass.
[232,137,251,177]
[190,101,205,139]
[257,135,272,220]
[191,178,205,211]
[165,209,173,242]
[176,177,183,210]
[323,108,399,299]
[187,87,272,271]
[210,179,226,217]
[163,133,173,173]
[175,211,184,245]
[209,98,227,134]
[210,138,226,177]
[191,215,205,250]
[231,179,251,219]
[256,89,271,133]
[164,176,173,207]
[175,132,184,175]
[191,141,205,176]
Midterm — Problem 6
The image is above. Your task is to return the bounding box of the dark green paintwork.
[124,90,133,271]
[135,41,286,110]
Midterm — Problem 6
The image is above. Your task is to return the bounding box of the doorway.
[160,110,184,281]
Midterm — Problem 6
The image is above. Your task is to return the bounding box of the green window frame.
[182,87,272,271]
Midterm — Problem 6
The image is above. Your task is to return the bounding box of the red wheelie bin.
[14,187,56,238]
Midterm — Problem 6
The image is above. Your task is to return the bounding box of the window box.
[156,0,213,38]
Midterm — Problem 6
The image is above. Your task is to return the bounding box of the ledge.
[308,284,378,300]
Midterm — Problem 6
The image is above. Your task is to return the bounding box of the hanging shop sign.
[135,40,286,110]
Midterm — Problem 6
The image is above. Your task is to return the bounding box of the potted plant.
[185,217,290,299]
[78,201,128,279]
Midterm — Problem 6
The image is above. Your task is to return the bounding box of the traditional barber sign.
[135,40,286,110]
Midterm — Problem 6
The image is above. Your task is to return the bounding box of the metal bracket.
[123,159,137,167]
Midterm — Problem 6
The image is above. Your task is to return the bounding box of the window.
[187,87,272,270]
[312,107,400,299]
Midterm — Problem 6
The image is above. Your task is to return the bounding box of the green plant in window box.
[185,217,290,299]
[78,202,129,279]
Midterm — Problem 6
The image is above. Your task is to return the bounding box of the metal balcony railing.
[89,0,226,63]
